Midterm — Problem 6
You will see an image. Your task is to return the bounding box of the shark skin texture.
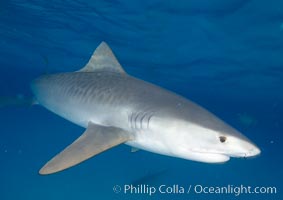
[31,42,260,175]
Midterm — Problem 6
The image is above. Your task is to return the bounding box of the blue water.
[0,1,282,199]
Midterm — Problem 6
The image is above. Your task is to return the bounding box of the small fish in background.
[237,113,257,127]
[131,169,169,186]
[0,94,34,108]
[0,53,48,109]
[38,52,51,75]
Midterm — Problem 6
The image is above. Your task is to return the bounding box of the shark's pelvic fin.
[79,41,126,74]
[39,122,132,175]
[131,147,140,153]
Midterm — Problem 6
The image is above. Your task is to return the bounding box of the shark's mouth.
[187,149,231,163]
[189,147,259,163]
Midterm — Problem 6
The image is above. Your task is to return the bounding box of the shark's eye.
[219,136,227,143]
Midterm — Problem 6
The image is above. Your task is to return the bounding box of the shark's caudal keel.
[31,42,260,175]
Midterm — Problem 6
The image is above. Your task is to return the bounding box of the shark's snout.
[248,146,261,157]
[224,139,261,159]
[241,144,261,158]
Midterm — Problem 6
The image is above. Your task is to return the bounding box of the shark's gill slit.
[127,113,131,128]
[147,113,154,129]
[134,113,140,129]
[140,113,147,130]
[130,112,134,129]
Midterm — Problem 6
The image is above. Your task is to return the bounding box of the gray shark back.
[32,70,239,137]
[32,71,179,128]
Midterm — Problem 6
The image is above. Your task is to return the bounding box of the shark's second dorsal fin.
[79,41,126,74]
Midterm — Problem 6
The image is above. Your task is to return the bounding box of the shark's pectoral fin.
[39,122,132,175]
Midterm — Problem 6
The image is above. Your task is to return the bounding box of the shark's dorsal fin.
[79,41,126,74]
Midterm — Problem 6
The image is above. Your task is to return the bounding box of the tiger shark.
[31,42,260,175]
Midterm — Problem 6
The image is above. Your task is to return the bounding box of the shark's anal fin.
[39,122,132,175]
[78,41,126,74]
